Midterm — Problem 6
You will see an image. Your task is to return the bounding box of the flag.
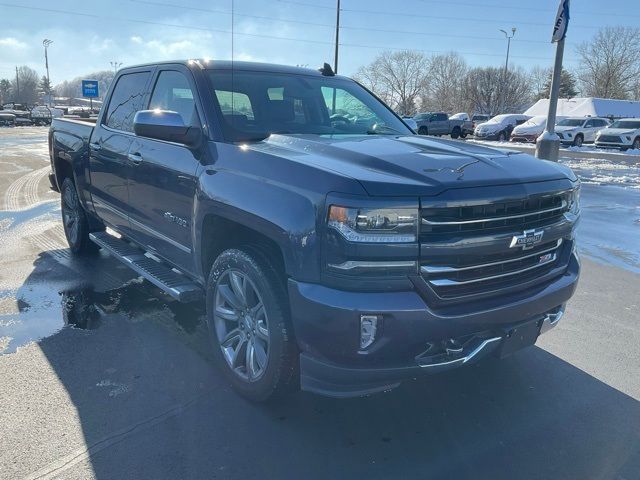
[552,0,570,43]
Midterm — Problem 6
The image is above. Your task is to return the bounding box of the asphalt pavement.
[0,127,639,480]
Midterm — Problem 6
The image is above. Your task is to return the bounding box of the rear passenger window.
[104,71,151,132]
[149,70,198,127]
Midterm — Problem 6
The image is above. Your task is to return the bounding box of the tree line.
[355,26,640,116]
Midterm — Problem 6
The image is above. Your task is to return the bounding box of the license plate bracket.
[499,319,541,358]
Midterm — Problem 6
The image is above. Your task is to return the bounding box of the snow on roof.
[524,97,640,119]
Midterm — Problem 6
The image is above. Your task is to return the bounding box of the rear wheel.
[60,178,97,254]
[459,132,467,139]
[418,126,428,135]
[206,248,298,401]
[451,127,461,139]
[572,134,583,147]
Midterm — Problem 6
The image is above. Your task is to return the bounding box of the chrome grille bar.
[421,201,567,226]
[421,239,562,274]
[427,252,558,287]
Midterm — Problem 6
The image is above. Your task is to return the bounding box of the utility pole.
[110,61,122,74]
[499,28,516,114]
[536,0,570,162]
[43,39,53,106]
[15,66,20,104]
[334,0,340,74]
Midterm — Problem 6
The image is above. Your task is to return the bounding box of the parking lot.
[1,127,639,479]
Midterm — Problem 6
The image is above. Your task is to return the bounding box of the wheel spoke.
[229,336,247,369]
[215,304,238,322]
[253,339,268,370]
[220,327,241,348]
[246,341,257,379]
[229,271,248,307]
[218,284,243,310]
[255,320,269,341]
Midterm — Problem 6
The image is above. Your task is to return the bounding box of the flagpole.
[536,0,569,162]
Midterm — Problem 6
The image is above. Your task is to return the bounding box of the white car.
[474,114,530,141]
[555,117,610,147]
[595,118,640,150]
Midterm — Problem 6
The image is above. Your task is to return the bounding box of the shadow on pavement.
[15,249,640,480]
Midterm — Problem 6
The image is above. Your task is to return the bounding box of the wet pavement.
[0,127,639,480]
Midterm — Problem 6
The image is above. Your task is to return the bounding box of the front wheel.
[632,137,640,150]
[61,178,97,254]
[497,131,507,142]
[572,134,583,147]
[418,126,428,135]
[206,248,298,401]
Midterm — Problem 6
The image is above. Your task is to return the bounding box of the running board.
[89,231,202,302]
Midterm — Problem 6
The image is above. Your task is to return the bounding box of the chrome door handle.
[89,142,101,151]
[127,152,143,165]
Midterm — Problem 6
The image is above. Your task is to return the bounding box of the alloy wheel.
[213,269,270,381]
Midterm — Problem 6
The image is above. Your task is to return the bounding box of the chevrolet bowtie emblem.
[509,229,544,250]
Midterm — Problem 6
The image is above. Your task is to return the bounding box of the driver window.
[149,70,198,127]
[321,86,382,125]
[584,120,595,127]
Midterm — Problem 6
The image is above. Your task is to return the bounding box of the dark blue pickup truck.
[49,60,580,400]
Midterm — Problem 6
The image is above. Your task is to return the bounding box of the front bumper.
[474,131,501,140]
[288,253,579,398]
[595,141,630,150]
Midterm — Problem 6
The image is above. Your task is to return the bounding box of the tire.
[60,178,97,254]
[206,248,298,402]
[573,134,583,147]
[460,132,467,139]
[451,127,461,139]
[497,131,507,142]
[633,137,640,150]
[418,126,428,135]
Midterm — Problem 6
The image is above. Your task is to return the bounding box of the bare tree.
[354,50,430,115]
[529,66,552,101]
[462,66,532,115]
[10,66,40,105]
[576,26,640,99]
[420,52,468,113]
[0,79,11,105]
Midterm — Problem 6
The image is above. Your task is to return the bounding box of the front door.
[89,69,152,233]
[126,68,201,273]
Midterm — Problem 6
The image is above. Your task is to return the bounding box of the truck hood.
[250,134,576,196]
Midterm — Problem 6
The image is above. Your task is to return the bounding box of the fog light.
[360,315,380,349]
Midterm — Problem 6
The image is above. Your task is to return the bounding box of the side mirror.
[133,110,201,146]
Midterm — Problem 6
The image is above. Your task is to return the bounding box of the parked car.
[49,60,580,401]
[471,114,490,130]
[474,114,530,141]
[402,115,418,131]
[555,117,610,147]
[414,112,471,138]
[0,112,16,126]
[594,118,640,150]
[510,115,548,143]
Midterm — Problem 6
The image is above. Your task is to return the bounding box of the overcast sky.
[1,0,638,85]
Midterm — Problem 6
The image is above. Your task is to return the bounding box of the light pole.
[110,61,122,74]
[499,28,516,114]
[43,39,53,106]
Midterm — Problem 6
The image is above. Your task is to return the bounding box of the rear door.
[126,66,202,272]
[89,69,152,233]
[430,113,448,135]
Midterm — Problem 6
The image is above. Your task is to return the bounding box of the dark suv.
[49,60,580,400]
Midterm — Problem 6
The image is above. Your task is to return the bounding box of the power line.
[0,2,572,64]
[130,0,554,45]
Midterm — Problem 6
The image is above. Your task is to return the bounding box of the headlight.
[568,184,581,215]
[328,205,418,243]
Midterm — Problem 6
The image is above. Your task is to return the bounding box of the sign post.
[536,0,570,162]
[81,79,99,113]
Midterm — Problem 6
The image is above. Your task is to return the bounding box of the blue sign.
[81,80,99,98]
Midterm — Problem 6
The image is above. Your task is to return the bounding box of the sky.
[0,0,639,86]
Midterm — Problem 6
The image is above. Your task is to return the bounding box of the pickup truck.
[414,112,472,139]
[49,60,581,401]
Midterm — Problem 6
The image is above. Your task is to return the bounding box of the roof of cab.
[120,59,346,78]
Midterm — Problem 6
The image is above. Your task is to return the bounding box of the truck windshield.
[207,70,413,142]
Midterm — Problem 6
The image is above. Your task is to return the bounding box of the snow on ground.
[560,156,640,190]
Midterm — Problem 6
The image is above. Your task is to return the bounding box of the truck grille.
[597,135,621,143]
[420,191,572,299]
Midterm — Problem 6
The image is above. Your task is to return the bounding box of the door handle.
[127,152,143,165]
[89,142,101,151]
